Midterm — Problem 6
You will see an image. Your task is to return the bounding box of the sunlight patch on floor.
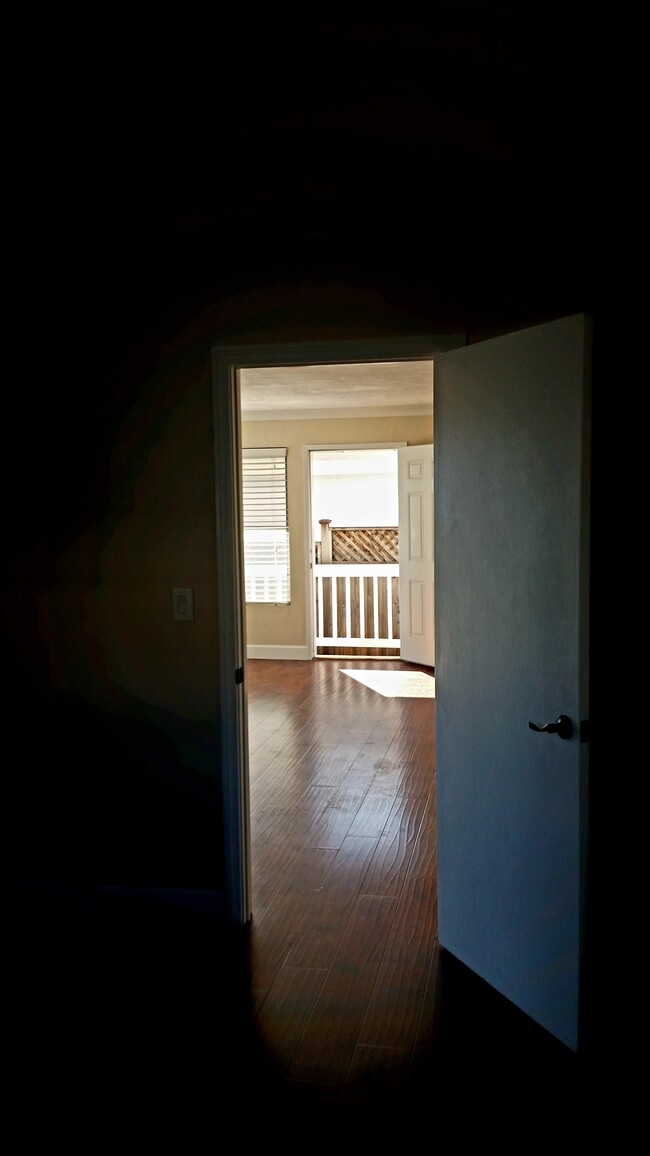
[340,669,435,698]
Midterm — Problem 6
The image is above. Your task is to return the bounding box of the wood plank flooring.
[243,658,587,1130]
[3,657,594,1143]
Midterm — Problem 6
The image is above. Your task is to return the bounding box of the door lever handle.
[528,714,573,740]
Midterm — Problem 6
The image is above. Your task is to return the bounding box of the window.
[242,448,290,603]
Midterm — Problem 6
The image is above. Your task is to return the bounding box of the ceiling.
[40,3,612,335]
[239,360,434,420]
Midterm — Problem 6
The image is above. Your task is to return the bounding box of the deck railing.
[313,563,400,649]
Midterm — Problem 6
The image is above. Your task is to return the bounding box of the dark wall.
[2,5,619,893]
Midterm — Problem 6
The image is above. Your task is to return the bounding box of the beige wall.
[242,413,433,649]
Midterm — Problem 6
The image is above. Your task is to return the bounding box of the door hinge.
[235,667,244,684]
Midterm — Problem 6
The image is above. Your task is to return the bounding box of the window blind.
[242,448,290,603]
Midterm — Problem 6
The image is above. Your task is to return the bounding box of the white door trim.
[211,334,465,925]
[305,442,406,658]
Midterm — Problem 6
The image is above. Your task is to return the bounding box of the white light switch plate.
[172,587,194,621]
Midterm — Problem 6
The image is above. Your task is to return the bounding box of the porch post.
[319,519,332,563]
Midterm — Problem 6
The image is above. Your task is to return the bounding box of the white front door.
[434,314,590,1052]
[397,444,434,667]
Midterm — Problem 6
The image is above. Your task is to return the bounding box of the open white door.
[434,313,590,1052]
[398,444,434,667]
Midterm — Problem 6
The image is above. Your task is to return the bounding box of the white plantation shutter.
[242,448,290,603]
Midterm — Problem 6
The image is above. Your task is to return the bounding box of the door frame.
[397,443,435,667]
[211,334,465,925]
[305,442,406,658]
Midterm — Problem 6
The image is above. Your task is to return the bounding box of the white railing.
[314,563,400,649]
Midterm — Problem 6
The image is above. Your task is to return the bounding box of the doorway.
[212,317,590,1055]
[211,333,460,925]
[310,446,401,658]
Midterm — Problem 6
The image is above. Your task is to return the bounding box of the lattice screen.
[315,527,398,563]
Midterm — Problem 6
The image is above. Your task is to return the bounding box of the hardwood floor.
[3,657,593,1143]
[242,658,587,1131]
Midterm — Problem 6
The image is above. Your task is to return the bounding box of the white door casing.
[212,335,461,923]
[310,444,405,656]
[398,444,434,667]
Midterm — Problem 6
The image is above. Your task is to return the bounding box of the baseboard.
[246,644,312,660]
